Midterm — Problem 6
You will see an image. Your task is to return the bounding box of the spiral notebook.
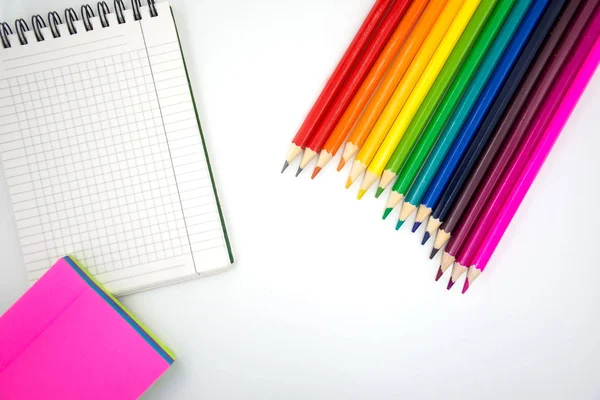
[0,2,233,295]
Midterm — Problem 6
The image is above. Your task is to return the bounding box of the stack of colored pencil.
[282,0,600,293]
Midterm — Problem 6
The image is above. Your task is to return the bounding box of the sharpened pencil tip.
[382,208,393,220]
[375,187,384,198]
[435,267,444,282]
[429,247,440,260]
[345,177,353,189]
[462,279,470,294]
[281,161,289,173]
[421,231,431,245]
[337,158,346,172]
[395,219,405,231]
[295,167,303,177]
[357,189,366,200]
[411,222,421,233]
[311,167,321,180]
[447,278,455,290]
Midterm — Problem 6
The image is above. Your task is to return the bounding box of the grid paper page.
[0,3,232,295]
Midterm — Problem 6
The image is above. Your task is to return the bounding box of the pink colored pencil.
[462,29,600,294]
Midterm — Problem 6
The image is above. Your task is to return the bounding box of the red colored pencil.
[281,0,394,173]
[296,0,412,176]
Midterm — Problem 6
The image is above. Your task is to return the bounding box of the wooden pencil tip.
[435,266,444,282]
[429,247,440,260]
[337,158,347,172]
[345,177,353,189]
[281,161,289,174]
[375,187,384,198]
[295,167,303,177]
[411,222,421,233]
[447,278,456,291]
[382,208,393,220]
[421,231,431,246]
[311,167,322,180]
[462,279,470,294]
[357,189,366,200]
[395,219,405,231]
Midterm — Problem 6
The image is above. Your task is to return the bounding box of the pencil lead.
[411,222,421,233]
[395,219,405,231]
[382,208,393,220]
[375,187,384,198]
[447,278,456,290]
[295,167,303,177]
[435,266,443,282]
[357,189,366,200]
[462,279,470,294]
[311,167,322,180]
[345,177,353,189]
[281,161,289,174]
[421,231,431,246]
[429,247,439,260]
[337,158,346,172]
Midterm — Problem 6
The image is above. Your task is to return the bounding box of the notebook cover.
[0,256,174,399]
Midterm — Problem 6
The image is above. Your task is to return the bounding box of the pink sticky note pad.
[0,256,174,399]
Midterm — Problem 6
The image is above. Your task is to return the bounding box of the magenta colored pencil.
[461,34,600,293]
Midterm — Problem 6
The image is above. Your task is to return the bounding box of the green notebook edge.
[170,6,234,266]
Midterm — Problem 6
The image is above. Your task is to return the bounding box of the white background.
[1,1,600,399]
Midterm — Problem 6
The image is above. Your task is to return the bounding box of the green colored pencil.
[376,0,511,197]
[382,0,532,221]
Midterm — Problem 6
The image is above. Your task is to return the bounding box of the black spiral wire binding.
[132,0,142,21]
[0,22,12,48]
[115,0,127,24]
[0,0,158,49]
[81,4,95,31]
[48,11,62,38]
[31,15,47,42]
[148,0,157,17]
[98,1,111,28]
[15,19,29,45]
[65,8,79,34]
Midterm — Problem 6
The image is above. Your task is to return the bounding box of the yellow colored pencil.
[347,0,466,190]
[358,0,482,198]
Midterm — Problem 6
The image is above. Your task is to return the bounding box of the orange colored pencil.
[312,0,428,179]
[337,0,449,171]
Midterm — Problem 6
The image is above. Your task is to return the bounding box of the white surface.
[1,1,599,399]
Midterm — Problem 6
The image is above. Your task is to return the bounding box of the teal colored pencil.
[395,0,535,229]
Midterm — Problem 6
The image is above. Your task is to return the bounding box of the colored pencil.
[357,0,483,199]
[464,33,600,293]
[447,0,600,288]
[346,0,463,189]
[376,0,510,196]
[297,0,413,176]
[338,1,448,172]
[395,0,542,230]
[411,0,539,233]
[382,0,520,220]
[428,0,570,255]
[313,1,428,179]
[281,0,393,173]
